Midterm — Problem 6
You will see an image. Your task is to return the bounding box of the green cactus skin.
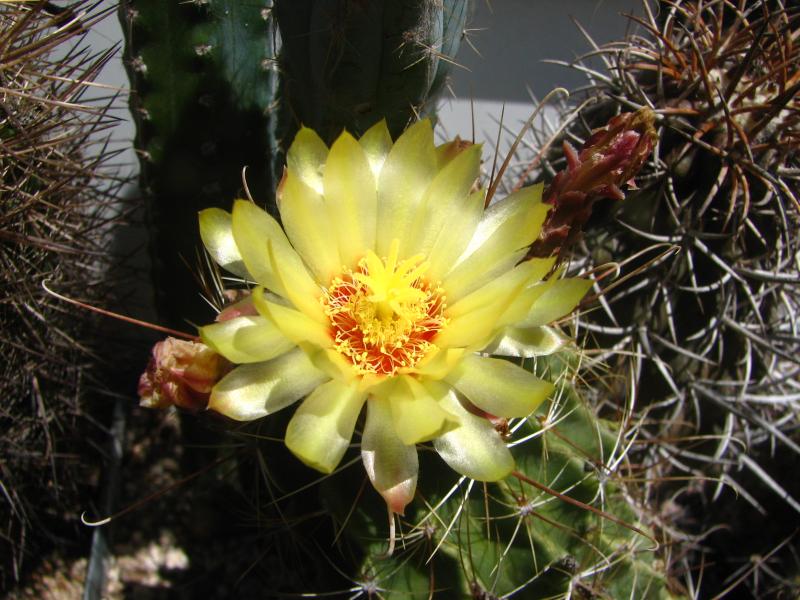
[120,0,276,326]
[273,0,470,145]
[316,353,675,599]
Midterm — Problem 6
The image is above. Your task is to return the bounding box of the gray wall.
[438,0,643,145]
[451,0,642,101]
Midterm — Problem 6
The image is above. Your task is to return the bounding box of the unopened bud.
[138,338,228,412]
[530,107,657,259]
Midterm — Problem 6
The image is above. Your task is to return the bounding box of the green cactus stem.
[273,0,471,145]
[120,0,276,326]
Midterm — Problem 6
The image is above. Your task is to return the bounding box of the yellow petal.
[359,119,393,181]
[434,303,506,351]
[287,127,328,194]
[231,200,314,298]
[463,184,545,259]
[406,144,482,259]
[443,185,549,301]
[382,376,458,445]
[252,287,332,349]
[208,349,327,421]
[446,258,548,320]
[285,379,366,474]
[496,257,557,327]
[446,354,553,418]
[404,347,465,380]
[265,239,325,323]
[199,315,294,364]
[323,131,377,267]
[435,260,543,350]
[278,169,341,284]
[425,189,485,283]
[482,325,567,357]
[198,208,250,279]
[305,346,360,385]
[433,389,515,481]
[521,277,593,327]
[361,397,418,515]
[376,119,437,258]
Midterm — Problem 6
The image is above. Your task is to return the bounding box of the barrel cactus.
[531,1,799,596]
[0,1,128,586]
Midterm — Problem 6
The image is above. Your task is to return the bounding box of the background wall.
[438,0,643,148]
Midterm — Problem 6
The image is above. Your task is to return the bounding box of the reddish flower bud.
[530,107,657,259]
[138,338,229,412]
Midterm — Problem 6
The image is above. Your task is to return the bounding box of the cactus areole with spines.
[161,120,592,515]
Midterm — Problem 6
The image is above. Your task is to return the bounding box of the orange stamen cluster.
[323,240,447,376]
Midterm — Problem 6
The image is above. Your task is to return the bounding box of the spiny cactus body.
[0,1,126,587]
[534,1,799,595]
[274,0,470,144]
[120,0,277,326]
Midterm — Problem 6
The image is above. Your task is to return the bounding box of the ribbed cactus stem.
[273,0,470,144]
[120,0,276,325]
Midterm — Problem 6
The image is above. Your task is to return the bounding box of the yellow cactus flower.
[197,120,591,515]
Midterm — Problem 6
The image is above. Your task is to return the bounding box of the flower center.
[322,239,447,376]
